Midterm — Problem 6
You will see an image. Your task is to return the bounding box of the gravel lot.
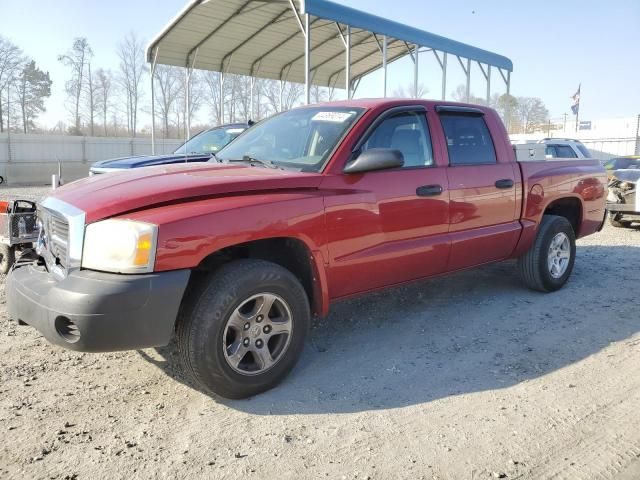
[0,185,639,480]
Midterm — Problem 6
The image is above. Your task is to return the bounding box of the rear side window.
[440,115,497,165]
[554,145,578,158]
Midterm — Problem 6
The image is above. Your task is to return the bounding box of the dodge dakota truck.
[7,99,607,399]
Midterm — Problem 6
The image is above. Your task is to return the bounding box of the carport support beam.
[442,52,447,100]
[150,48,158,154]
[486,65,491,104]
[345,25,351,99]
[304,13,311,104]
[382,35,388,97]
[413,44,419,98]
[219,73,225,124]
[465,58,471,102]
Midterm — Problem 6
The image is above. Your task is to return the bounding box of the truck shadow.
[139,243,640,415]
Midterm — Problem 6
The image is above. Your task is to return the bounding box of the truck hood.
[51,163,323,223]
[91,153,211,169]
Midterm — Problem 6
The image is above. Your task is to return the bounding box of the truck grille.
[39,208,70,269]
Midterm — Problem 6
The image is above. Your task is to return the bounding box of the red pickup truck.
[7,99,606,398]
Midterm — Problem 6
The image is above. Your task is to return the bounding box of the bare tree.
[451,84,485,104]
[516,97,549,133]
[179,70,204,137]
[262,80,302,114]
[83,62,98,135]
[15,60,52,133]
[154,65,182,137]
[58,37,92,134]
[117,32,146,136]
[202,71,223,125]
[95,68,113,136]
[0,36,24,132]
[392,83,428,98]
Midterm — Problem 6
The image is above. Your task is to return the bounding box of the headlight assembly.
[82,219,158,274]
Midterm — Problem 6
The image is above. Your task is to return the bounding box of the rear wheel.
[608,212,632,228]
[518,215,576,292]
[176,259,310,399]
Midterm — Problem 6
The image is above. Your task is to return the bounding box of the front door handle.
[416,184,443,197]
[495,179,514,189]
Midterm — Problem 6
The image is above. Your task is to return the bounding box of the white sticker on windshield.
[312,111,354,123]
[226,128,245,133]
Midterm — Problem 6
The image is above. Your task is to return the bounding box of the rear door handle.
[495,179,514,189]
[416,184,443,197]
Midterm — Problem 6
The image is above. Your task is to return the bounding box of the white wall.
[0,134,183,185]
[510,115,639,159]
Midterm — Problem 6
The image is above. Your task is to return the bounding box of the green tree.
[15,60,52,133]
[493,93,519,133]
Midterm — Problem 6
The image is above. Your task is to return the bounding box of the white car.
[513,138,592,161]
[537,138,592,159]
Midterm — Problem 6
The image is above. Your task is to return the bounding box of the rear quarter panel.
[512,159,606,257]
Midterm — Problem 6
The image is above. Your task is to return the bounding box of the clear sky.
[1,0,639,128]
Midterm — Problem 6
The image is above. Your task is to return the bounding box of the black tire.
[0,244,15,274]
[517,215,576,292]
[608,212,632,228]
[176,259,310,399]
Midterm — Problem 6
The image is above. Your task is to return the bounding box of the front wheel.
[517,215,576,292]
[176,259,310,399]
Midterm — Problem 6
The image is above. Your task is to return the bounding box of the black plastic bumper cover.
[6,263,190,352]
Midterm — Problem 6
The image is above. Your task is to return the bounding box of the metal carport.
[147,0,513,150]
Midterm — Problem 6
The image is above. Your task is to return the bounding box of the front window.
[217,107,364,172]
[174,126,246,154]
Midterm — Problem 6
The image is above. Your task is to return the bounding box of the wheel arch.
[542,196,584,236]
[190,236,329,318]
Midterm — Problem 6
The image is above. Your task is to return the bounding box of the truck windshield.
[174,126,246,154]
[216,107,364,171]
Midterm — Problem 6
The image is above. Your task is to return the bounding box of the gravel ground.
[0,185,639,480]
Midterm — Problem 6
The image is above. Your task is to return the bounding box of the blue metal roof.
[302,0,513,71]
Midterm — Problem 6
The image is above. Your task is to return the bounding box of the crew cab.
[89,123,248,175]
[7,99,607,399]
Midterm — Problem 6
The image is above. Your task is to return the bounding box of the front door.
[323,107,450,299]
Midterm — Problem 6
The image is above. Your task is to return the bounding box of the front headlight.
[82,219,158,273]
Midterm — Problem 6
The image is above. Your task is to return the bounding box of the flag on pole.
[571,84,581,115]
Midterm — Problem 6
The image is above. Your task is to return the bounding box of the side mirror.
[344,148,404,174]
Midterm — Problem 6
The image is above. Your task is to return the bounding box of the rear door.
[436,107,520,271]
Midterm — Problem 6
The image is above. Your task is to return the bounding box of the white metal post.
[442,52,447,100]
[345,25,351,99]
[250,76,255,121]
[279,79,284,112]
[414,44,419,98]
[507,70,511,95]
[150,48,158,154]
[382,35,387,97]
[185,68,191,140]
[465,58,471,102]
[219,72,224,124]
[486,65,491,104]
[304,13,311,104]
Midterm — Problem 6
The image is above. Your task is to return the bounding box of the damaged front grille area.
[35,197,86,278]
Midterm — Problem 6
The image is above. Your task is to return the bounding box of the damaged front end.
[606,169,640,226]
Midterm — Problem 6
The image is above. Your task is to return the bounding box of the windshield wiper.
[226,155,279,169]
